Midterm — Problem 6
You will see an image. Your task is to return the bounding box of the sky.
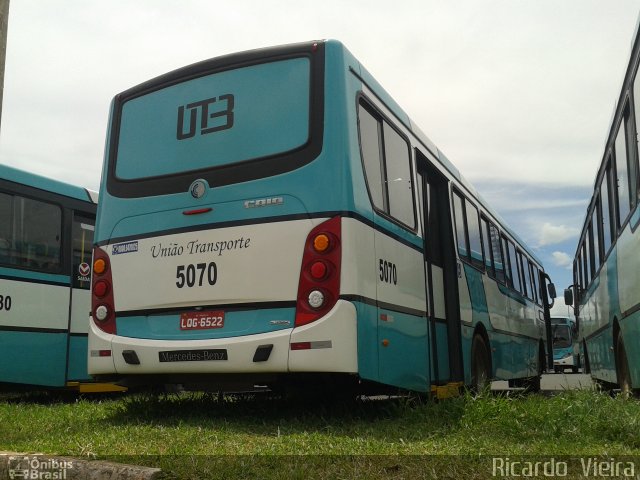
[1,0,639,293]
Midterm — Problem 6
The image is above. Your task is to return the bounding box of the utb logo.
[177,94,235,140]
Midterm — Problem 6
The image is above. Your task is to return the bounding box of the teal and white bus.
[551,316,578,374]
[89,40,555,395]
[565,19,640,395]
[0,164,122,391]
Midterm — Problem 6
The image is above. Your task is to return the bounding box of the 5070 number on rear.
[176,262,218,288]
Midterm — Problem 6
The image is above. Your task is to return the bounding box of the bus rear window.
[114,57,311,181]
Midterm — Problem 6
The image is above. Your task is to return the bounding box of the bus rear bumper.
[88,300,358,377]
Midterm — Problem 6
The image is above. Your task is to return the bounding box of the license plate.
[179,310,225,330]
[158,349,228,362]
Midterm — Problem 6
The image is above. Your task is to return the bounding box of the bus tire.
[615,331,633,398]
[470,334,491,392]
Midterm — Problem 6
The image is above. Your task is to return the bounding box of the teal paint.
[0,331,68,387]
[66,336,92,381]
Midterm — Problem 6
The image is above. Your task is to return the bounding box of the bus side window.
[358,101,416,230]
[634,68,640,199]
[516,251,529,298]
[521,255,534,301]
[480,217,493,275]
[489,223,505,284]
[358,105,385,210]
[600,166,613,255]
[452,191,467,258]
[465,201,483,269]
[506,240,521,294]
[502,236,512,289]
[0,193,62,273]
[591,208,601,272]
[383,123,415,228]
[581,242,589,288]
[0,192,11,264]
[531,263,541,305]
[614,107,632,226]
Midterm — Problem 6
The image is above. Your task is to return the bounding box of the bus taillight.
[91,247,116,334]
[295,216,341,327]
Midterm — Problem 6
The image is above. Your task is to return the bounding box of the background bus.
[565,18,640,395]
[89,40,555,396]
[0,164,122,392]
[551,316,578,374]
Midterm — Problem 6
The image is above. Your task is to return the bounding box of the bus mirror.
[547,282,557,300]
[564,288,573,306]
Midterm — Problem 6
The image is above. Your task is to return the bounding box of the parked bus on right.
[565,18,640,395]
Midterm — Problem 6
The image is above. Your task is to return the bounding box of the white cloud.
[538,223,580,247]
[552,251,573,269]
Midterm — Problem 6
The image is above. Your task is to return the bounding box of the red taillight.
[93,280,109,298]
[295,216,341,327]
[91,246,116,334]
[310,261,327,280]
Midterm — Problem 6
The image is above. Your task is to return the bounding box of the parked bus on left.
[0,164,124,392]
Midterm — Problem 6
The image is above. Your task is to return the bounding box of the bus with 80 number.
[89,40,555,395]
[0,164,123,392]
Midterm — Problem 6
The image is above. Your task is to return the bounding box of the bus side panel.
[0,276,70,386]
[458,263,473,325]
[0,331,67,386]
[341,218,378,382]
[621,309,640,387]
[354,301,378,383]
[464,264,542,380]
[617,213,640,316]
[460,324,473,384]
[615,217,640,386]
[581,251,618,384]
[67,288,92,381]
[66,335,90,381]
[587,328,617,384]
[377,309,429,392]
[372,222,429,392]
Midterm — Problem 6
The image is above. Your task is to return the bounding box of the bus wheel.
[615,332,633,398]
[470,334,491,392]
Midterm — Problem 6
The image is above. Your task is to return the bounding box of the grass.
[0,388,639,478]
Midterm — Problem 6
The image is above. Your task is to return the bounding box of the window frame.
[451,188,485,271]
[0,190,64,275]
[357,98,418,232]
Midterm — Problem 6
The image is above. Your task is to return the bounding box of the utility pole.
[0,0,9,132]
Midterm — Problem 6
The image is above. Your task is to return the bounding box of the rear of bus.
[89,41,359,389]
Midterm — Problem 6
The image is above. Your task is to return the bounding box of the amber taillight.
[294,216,341,327]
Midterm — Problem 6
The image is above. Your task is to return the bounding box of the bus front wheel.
[470,334,491,392]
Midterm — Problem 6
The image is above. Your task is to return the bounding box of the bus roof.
[0,163,96,204]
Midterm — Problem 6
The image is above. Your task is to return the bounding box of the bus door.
[66,212,95,382]
[417,152,463,384]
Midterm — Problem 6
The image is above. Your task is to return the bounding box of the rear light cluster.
[91,247,117,334]
[295,216,341,327]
